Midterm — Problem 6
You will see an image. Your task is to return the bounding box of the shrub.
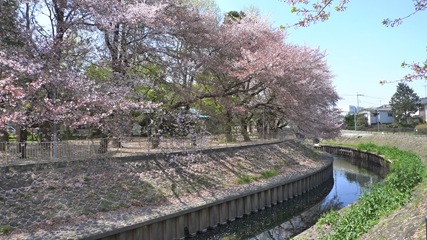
[415,124,427,134]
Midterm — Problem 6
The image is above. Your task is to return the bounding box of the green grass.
[0,225,10,235]
[219,236,237,240]
[317,143,426,240]
[260,169,279,179]
[236,169,280,184]
[236,174,258,184]
[317,208,342,228]
[99,199,110,212]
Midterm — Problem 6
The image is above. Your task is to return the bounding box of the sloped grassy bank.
[297,143,426,240]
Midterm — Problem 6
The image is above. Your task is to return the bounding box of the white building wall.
[420,104,427,123]
[378,111,393,124]
[368,111,393,125]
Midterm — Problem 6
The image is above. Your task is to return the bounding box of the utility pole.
[424,82,426,97]
[378,100,382,133]
[354,93,364,131]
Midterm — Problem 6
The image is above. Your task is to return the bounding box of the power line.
[340,94,388,100]
[362,95,389,100]
[359,100,383,106]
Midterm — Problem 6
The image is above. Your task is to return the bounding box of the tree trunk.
[39,122,52,142]
[16,125,27,158]
[270,128,278,139]
[224,110,233,142]
[98,138,109,153]
[151,133,160,149]
[257,118,268,139]
[89,129,109,153]
[111,138,122,148]
[0,130,8,151]
[240,118,251,142]
[190,128,197,146]
[224,125,233,142]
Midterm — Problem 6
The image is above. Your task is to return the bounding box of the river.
[191,155,382,240]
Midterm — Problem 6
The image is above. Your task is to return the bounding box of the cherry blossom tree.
[190,11,340,141]
[191,13,285,141]
[0,0,342,148]
[256,45,341,140]
[76,0,223,147]
[283,0,426,27]
[282,0,349,27]
[169,10,341,141]
[85,0,168,75]
[0,0,23,144]
[0,0,157,147]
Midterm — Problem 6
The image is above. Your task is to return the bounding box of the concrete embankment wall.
[88,152,333,240]
[316,145,391,177]
[294,145,393,240]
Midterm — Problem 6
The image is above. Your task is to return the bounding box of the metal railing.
[0,139,104,165]
[0,133,286,166]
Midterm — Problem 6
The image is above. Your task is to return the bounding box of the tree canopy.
[0,0,342,142]
[389,83,420,125]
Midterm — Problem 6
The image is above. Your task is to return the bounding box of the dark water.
[191,156,382,240]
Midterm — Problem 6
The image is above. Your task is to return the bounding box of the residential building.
[360,105,393,125]
[418,97,427,123]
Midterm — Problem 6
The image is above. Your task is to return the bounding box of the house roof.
[419,97,427,105]
[360,104,391,113]
[375,104,392,111]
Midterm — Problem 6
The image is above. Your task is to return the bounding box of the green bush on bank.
[0,225,10,235]
[415,124,427,134]
[317,143,426,240]
[236,169,280,184]
[236,174,257,184]
[260,169,279,179]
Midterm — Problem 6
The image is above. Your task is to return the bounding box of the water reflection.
[191,156,381,240]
